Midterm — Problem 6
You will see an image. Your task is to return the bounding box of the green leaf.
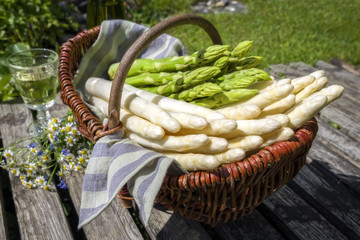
[0,74,12,90]
[328,121,341,129]
[5,42,30,54]
[0,42,30,78]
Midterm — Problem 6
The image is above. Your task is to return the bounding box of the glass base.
[27,108,52,137]
[25,99,55,111]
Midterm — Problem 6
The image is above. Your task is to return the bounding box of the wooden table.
[1,61,359,240]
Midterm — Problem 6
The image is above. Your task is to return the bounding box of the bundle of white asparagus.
[85,70,344,171]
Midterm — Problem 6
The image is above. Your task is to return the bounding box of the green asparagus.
[169,82,222,101]
[145,66,221,96]
[194,45,230,65]
[125,72,183,87]
[108,55,197,79]
[234,56,263,70]
[108,45,230,79]
[218,77,257,91]
[230,41,253,58]
[190,88,259,108]
[217,68,272,91]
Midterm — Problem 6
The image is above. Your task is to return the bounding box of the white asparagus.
[164,153,221,171]
[88,96,165,139]
[168,111,208,129]
[260,94,296,116]
[259,78,291,93]
[304,85,344,104]
[85,77,181,132]
[291,75,315,94]
[216,105,261,120]
[286,95,328,129]
[228,135,263,151]
[295,76,328,103]
[185,137,228,154]
[258,114,290,127]
[237,84,294,109]
[261,127,295,148]
[220,118,281,139]
[126,132,209,152]
[214,148,245,164]
[173,119,237,136]
[88,95,110,118]
[309,70,325,79]
[318,85,344,104]
[124,84,226,121]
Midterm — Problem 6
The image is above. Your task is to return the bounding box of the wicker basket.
[59,14,318,226]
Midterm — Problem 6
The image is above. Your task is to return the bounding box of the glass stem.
[37,109,51,128]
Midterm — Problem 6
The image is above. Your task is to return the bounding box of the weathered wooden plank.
[213,209,285,240]
[145,205,212,240]
[0,103,74,240]
[318,103,360,143]
[307,139,360,195]
[329,58,360,77]
[289,164,360,239]
[0,174,9,240]
[315,117,360,167]
[65,173,145,240]
[259,185,347,240]
[50,95,145,240]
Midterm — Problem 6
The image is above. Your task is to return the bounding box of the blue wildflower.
[37,151,43,156]
[27,142,38,149]
[49,144,54,150]
[57,180,67,189]
[61,149,70,155]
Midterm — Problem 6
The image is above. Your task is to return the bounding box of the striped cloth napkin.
[76,20,187,228]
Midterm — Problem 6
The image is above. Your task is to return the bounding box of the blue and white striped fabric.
[78,131,185,228]
[75,19,186,94]
[76,20,187,228]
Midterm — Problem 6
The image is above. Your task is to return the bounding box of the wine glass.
[7,48,58,134]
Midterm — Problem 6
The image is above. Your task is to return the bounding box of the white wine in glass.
[7,48,58,133]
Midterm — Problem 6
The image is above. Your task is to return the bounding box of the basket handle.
[108,14,222,130]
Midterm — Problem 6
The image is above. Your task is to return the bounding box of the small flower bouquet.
[0,113,94,190]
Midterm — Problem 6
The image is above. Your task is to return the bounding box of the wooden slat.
[0,175,9,240]
[289,164,360,239]
[214,210,285,240]
[307,140,360,196]
[259,185,347,240]
[50,95,145,240]
[0,103,73,240]
[315,117,360,167]
[145,205,212,240]
[318,103,360,143]
[65,174,145,240]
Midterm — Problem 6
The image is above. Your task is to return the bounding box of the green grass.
[164,0,360,67]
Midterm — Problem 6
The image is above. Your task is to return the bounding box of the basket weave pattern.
[59,16,318,226]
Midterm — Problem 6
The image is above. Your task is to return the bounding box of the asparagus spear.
[169,82,222,101]
[108,45,230,79]
[190,88,259,108]
[194,44,230,65]
[217,68,272,91]
[230,40,253,58]
[125,72,183,87]
[144,66,221,96]
[235,56,264,70]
